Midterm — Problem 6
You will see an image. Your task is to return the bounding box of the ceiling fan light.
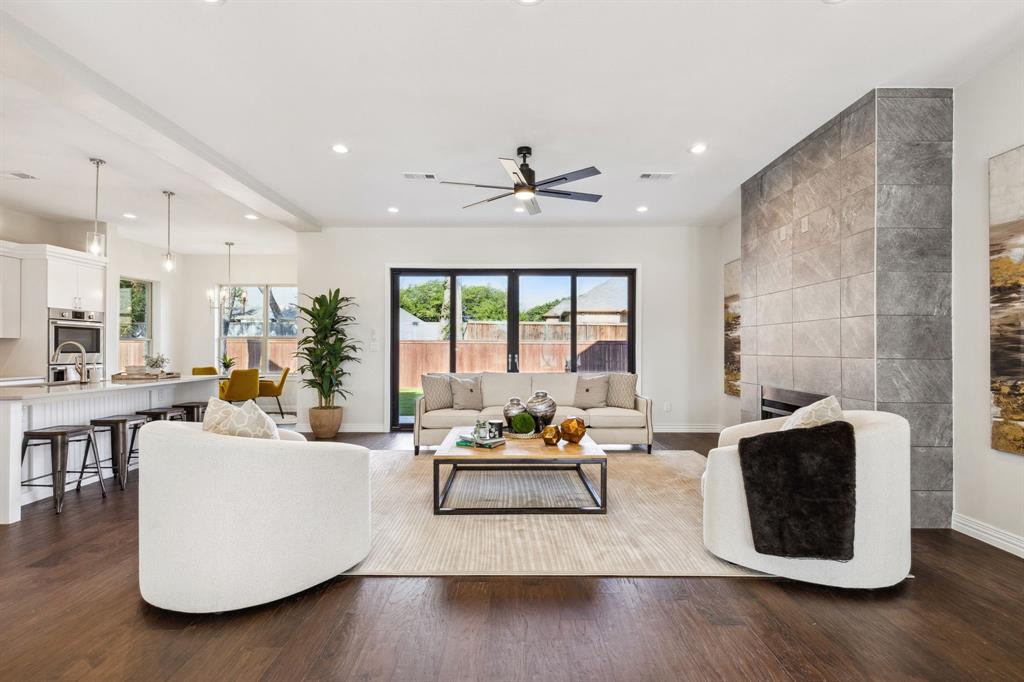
[514,187,535,201]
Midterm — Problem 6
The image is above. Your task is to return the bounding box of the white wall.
[716,209,742,430]
[952,44,1024,556]
[104,224,184,372]
[0,205,91,250]
[296,225,721,433]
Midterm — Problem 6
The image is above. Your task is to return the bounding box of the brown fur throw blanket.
[737,421,856,561]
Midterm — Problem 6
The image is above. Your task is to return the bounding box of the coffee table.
[433,427,608,515]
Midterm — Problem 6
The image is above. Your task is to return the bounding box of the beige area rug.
[347,450,754,577]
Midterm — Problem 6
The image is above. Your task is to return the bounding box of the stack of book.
[456,433,506,449]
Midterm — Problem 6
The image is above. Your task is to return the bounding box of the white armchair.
[138,422,370,613]
[702,410,911,588]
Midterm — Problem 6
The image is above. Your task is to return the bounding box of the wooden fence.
[398,322,628,388]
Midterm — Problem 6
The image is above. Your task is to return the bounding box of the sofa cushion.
[586,406,646,428]
[420,408,481,429]
[481,372,533,407]
[575,374,609,409]
[451,375,483,410]
[554,406,590,426]
[607,373,638,409]
[421,374,453,411]
[531,373,578,406]
[202,398,279,439]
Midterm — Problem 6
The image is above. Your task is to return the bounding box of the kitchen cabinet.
[47,257,104,311]
[0,255,21,338]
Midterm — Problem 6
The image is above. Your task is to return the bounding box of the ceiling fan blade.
[441,181,512,191]
[499,158,529,186]
[536,188,602,203]
[463,192,513,209]
[523,198,541,215]
[535,166,601,188]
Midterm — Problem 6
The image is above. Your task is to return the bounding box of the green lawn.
[399,389,422,417]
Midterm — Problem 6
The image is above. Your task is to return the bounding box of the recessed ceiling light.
[636,206,649,213]
[203,0,226,4]
[689,142,708,155]
[514,207,525,213]
[122,213,137,219]
[331,143,349,154]
[387,206,399,214]
[244,214,259,220]
[514,0,543,5]
[822,0,847,4]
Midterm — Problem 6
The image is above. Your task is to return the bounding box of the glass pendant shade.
[86,231,105,256]
[162,252,176,272]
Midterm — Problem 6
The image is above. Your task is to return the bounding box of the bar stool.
[90,415,148,490]
[172,401,208,423]
[20,425,105,514]
[136,406,187,422]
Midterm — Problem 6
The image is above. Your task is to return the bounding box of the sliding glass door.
[391,268,635,429]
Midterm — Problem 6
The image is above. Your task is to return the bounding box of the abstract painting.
[724,259,741,397]
[989,145,1024,455]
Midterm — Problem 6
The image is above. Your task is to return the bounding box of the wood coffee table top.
[435,427,606,461]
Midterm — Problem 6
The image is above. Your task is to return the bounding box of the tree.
[520,298,564,322]
[399,279,447,321]
[459,285,507,321]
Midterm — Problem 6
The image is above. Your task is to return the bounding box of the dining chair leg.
[275,396,285,418]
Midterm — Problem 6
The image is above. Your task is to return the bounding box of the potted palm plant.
[295,289,361,439]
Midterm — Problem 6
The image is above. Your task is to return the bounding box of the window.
[390,269,636,428]
[219,285,298,374]
[118,278,152,370]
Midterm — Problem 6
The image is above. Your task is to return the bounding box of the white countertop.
[0,375,219,402]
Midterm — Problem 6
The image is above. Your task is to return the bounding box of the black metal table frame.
[433,457,608,515]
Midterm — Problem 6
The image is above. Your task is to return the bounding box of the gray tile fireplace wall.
[739,89,953,528]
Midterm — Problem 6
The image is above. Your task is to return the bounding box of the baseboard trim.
[654,424,722,433]
[952,512,1024,558]
[294,422,386,434]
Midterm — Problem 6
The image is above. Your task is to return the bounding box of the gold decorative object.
[560,417,586,444]
[541,424,561,446]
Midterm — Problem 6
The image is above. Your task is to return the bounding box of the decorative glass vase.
[503,397,527,427]
[526,390,557,427]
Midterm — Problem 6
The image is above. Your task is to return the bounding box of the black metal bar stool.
[172,401,208,423]
[136,406,187,422]
[20,425,105,514]
[90,415,148,490]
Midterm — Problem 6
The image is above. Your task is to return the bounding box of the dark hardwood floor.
[2,432,1022,681]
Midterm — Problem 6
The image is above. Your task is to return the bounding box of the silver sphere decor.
[503,397,527,427]
[526,390,557,427]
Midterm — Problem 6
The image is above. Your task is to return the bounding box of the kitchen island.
[1,375,218,524]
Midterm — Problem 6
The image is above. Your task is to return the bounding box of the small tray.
[505,431,543,440]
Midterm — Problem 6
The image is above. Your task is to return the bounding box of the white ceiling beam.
[0,10,321,233]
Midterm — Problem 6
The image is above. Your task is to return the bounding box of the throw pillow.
[781,395,844,431]
[451,375,483,410]
[203,398,280,439]
[607,373,638,409]
[421,374,453,411]
[574,374,609,409]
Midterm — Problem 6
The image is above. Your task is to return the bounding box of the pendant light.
[207,241,234,311]
[85,158,106,256]
[162,190,176,272]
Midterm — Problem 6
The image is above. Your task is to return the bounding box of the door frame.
[389,267,637,431]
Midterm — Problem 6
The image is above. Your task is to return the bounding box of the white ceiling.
[1,0,1022,236]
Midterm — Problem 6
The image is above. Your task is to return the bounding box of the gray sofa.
[414,372,653,454]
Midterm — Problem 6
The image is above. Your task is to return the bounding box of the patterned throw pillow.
[451,375,483,410]
[202,398,280,439]
[421,374,453,412]
[780,395,844,431]
[607,373,638,409]
[574,374,609,409]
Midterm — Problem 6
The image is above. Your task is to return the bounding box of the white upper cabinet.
[0,255,21,338]
[46,256,105,311]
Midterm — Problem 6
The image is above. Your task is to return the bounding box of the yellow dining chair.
[192,366,218,376]
[258,367,290,418]
[218,368,259,403]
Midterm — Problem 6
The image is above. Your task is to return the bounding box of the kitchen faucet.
[51,341,93,384]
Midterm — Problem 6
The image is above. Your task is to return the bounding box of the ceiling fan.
[441,146,601,215]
